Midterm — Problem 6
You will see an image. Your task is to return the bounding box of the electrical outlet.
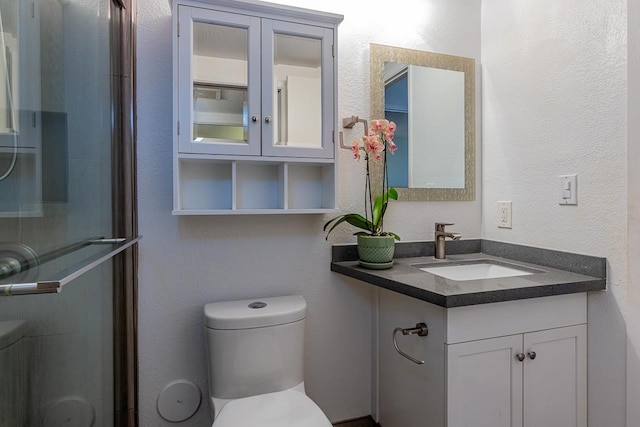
[497,201,512,228]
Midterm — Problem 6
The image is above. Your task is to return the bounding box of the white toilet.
[204,295,332,427]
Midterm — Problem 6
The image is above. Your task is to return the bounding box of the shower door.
[0,0,137,425]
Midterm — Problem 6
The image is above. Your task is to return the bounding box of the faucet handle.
[435,222,455,232]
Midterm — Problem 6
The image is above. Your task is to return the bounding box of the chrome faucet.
[434,223,462,260]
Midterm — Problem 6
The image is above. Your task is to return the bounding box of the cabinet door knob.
[527,351,537,360]
[264,116,272,124]
[251,115,259,122]
[516,353,526,362]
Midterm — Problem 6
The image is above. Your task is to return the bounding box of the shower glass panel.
[0,0,135,425]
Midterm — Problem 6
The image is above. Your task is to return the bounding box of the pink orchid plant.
[324,119,400,240]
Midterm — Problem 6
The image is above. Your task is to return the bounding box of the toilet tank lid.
[0,320,25,350]
[204,295,307,330]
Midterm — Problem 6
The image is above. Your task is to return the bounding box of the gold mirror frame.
[370,43,476,201]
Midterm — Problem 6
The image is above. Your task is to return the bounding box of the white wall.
[481,1,628,425]
[627,0,640,425]
[136,0,481,424]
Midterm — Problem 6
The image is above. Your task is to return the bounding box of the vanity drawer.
[445,293,587,344]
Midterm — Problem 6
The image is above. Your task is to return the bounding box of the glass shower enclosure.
[0,0,137,425]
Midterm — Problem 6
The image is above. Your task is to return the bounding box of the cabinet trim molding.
[175,0,344,26]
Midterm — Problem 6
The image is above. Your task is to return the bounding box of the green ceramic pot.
[357,235,395,265]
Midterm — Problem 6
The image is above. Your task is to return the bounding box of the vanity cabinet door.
[446,325,586,427]
[523,325,587,427]
[177,6,261,155]
[447,334,524,427]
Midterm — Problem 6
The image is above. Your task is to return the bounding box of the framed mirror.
[370,43,475,201]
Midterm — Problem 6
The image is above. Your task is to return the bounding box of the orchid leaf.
[387,231,401,241]
[379,192,391,218]
[343,213,374,230]
[388,187,398,200]
[324,214,365,231]
[324,214,373,239]
[372,194,383,226]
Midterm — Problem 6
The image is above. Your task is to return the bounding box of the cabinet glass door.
[262,21,334,158]
[178,7,260,155]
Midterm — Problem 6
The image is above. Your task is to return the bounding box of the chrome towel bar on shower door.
[0,236,141,296]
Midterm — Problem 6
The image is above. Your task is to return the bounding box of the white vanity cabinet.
[377,289,587,427]
[172,0,342,214]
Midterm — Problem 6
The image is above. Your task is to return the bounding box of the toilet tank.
[204,295,306,400]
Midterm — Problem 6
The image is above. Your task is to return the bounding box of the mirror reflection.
[385,63,465,189]
[192,22,249,145]
[273,33,322,149]
[370,43,475,201]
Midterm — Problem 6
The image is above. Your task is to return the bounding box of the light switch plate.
[559,175,577,205]
[497,201,512,228]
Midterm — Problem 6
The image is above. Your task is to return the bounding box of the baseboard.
[333,415,379,427]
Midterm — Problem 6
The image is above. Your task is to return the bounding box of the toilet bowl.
[214,389,330,427]
[204,295,331,427]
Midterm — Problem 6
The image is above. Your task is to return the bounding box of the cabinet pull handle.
[393,323,429,365]
[264,116,272,124]
[527,351,537,360]
[251,115,259,123]
[516,353,526,362]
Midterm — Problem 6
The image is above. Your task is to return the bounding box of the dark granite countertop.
[331,240,607,308]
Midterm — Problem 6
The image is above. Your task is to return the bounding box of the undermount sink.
[418,261,538,281]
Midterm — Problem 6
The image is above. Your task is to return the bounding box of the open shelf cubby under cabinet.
[174,156,336,214]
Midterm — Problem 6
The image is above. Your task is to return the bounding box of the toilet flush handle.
[393,323,429,365]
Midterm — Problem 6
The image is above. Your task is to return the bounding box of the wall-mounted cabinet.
[173,0,342,215]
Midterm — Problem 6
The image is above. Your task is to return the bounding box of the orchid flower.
[370,119,389,133]
[387,121,396,134]
[364,133,383,156]
[351,140,362,160]
[387,140,397,154]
